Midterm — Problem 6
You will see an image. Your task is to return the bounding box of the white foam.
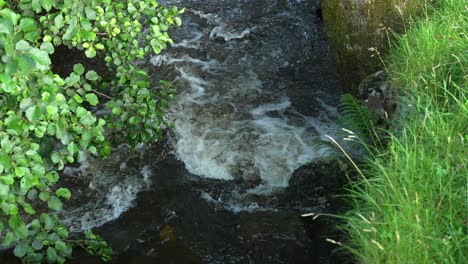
[172,30,204,49]
[191,10,221,24]
[153,8,339,191]
[200,192,264,213]
[249,98,291,117]
[61,146,153,231]
[210,26,251,41]
[176,67,209,97]
[152,55,221,74]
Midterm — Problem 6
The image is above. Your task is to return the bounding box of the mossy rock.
[322,0,426,94]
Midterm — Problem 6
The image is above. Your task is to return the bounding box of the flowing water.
[2,0,345,263]
[154,0,340,187]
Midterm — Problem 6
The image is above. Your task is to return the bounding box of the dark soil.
[51,45,113,81]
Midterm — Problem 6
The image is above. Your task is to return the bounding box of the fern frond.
[338,94,381,152]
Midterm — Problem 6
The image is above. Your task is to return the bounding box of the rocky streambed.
[2,0,350,263]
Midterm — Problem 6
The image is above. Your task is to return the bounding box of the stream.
[2,0,345,263]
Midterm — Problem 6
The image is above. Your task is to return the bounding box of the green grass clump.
[343,0,467,263]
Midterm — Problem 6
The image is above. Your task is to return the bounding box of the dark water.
[154,0,341,187]
[2,0,345,263]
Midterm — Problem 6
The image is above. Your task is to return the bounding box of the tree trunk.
[322,0,425,94]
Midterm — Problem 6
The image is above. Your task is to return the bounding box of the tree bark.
[322,0,425,94]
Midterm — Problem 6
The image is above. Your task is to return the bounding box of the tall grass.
[342,0,467,263]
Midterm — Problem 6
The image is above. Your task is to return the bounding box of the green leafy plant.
[341,0,467,263]
[337,94,383,154]
[0,0,182,262]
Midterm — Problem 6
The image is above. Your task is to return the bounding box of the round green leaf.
[47,247,57,262]
[15,40,32,51]
[40,0,53,12]
[32,239,44,250]
[29,48,51,66]
[85,47,96,58]
[2,232,14,246]
[85,93,99,106]
[47,196,63,211]
[55,240,67,252]
[73,63,85,75]
[13,244,27,258]
[55,188,71,200]
[27,189,38,200]
[40,41,55,54]
[25,105,43,123]
[85,70,99,81]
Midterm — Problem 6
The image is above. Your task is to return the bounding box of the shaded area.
[51,45,113,80]
[65,150,347,264]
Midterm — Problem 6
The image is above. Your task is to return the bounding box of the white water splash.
[61,146,153,231]
[210,26,252,41]
[152,9,339,188]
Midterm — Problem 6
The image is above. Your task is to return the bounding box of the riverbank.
[343,0,467,262]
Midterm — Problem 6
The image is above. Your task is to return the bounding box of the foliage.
[0,0,182,263]
[342,0,467,262]
[337,94,382,155]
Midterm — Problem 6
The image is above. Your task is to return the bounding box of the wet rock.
[286,159,349,208]
[358,70,397,120]
[236,212,315,263]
